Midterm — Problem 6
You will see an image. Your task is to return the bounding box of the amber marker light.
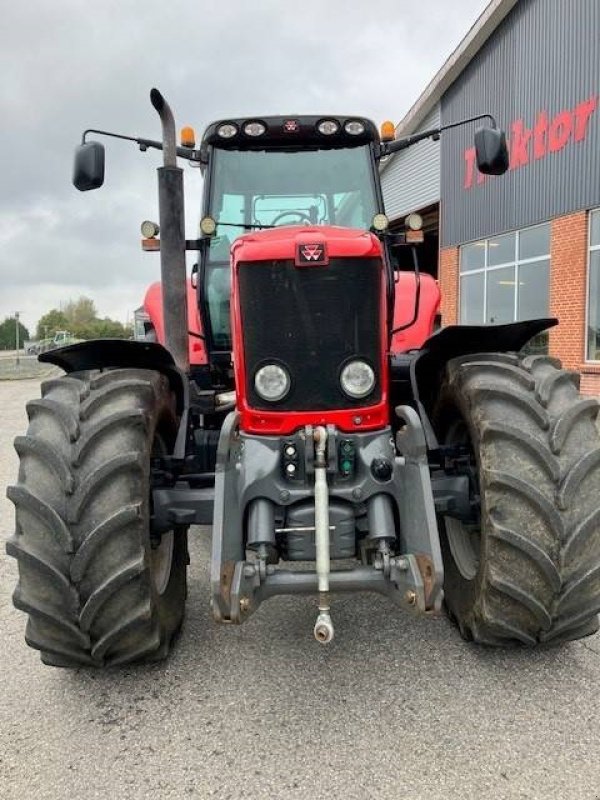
[180,126,196,148]
[380,121,395,142]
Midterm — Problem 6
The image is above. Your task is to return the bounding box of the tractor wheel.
[434,353,600,646]
[6,368,187,667]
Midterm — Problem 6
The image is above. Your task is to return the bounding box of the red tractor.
[8,90,600,667]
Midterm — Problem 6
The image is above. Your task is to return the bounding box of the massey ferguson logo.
[295,242,328,266]
[302,244,323,260]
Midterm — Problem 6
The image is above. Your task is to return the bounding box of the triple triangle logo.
[295,241,328,266]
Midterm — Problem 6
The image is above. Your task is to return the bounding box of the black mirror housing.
[73,141,105,191]
[474,126,509,175]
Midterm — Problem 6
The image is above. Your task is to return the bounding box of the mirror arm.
[81,128,206,164]
[376,113,497,158]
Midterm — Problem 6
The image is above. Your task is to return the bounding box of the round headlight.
[340,360,375,399]
[317,119,339,135]
[345,120,365,136]
[217,123,238,139]
[254,364,291,402]
[244,121,266,137]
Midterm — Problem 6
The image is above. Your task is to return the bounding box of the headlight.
[254,364,291,402]
[340,360,375,399]
[217,123,238,139]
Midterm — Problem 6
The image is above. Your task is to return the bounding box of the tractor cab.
[196,116,385,360]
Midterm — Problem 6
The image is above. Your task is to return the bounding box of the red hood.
[230,225,382,264]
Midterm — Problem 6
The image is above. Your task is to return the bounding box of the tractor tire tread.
[439,352,600,646]
[7,368,186,667]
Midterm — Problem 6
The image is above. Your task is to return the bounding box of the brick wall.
[548,211,600,394]
[549,211,587,369]
[439,246,459,325]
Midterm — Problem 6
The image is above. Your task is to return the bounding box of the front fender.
[411,318,558,448]
[39,339,188,415]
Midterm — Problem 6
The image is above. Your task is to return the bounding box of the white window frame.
[459,223,551,324]
[585,208,600,363]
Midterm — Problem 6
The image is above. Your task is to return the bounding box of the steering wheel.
[271,210,313,226]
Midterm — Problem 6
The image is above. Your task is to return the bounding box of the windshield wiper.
[215,221,276,230]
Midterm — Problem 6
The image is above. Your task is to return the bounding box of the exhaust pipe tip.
[314,612,334,644]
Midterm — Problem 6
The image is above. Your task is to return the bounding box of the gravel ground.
[1,378,599,800]
[0,355,59,381]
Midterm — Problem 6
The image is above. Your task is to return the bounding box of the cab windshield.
[203,145,378,349]
[207,145,377,259]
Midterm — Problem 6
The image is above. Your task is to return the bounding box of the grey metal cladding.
[440,0,600,247]
[381,105,441,220]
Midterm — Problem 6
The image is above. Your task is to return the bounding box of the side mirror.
[474,126,509,175]
[73,141,105,191]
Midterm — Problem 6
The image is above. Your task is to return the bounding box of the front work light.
[405,213,423,231]
[340,360,375,399]
[244,121,266,137]
[255,364,291,402]
[141,220,159,238]
[317,119,340,135]
[371,213,389,232]
[345,120,365,136]
[200,216,217,236]
[217,123,238,139]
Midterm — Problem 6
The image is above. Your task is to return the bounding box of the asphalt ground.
[1,378,600,800]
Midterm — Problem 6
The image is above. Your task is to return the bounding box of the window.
[459,223,551,328]
[586,209,600,360]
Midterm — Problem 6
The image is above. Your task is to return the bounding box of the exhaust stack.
[150,88,189,373]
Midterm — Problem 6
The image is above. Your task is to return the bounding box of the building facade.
[381,0,600,392]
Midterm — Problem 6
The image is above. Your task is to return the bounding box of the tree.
[86,317,129,339]
[63,297,97,332]
[0,316,30,350]
[35,297,131,342]
[36,309,69,340]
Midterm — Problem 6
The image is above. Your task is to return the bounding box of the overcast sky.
[0,0,489,334]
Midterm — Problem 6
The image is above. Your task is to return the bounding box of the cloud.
[0,0,489,331]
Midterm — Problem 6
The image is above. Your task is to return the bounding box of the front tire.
[7,368,187,667]
[435,353,600,646]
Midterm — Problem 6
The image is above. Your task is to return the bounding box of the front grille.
[239,257,382,411]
